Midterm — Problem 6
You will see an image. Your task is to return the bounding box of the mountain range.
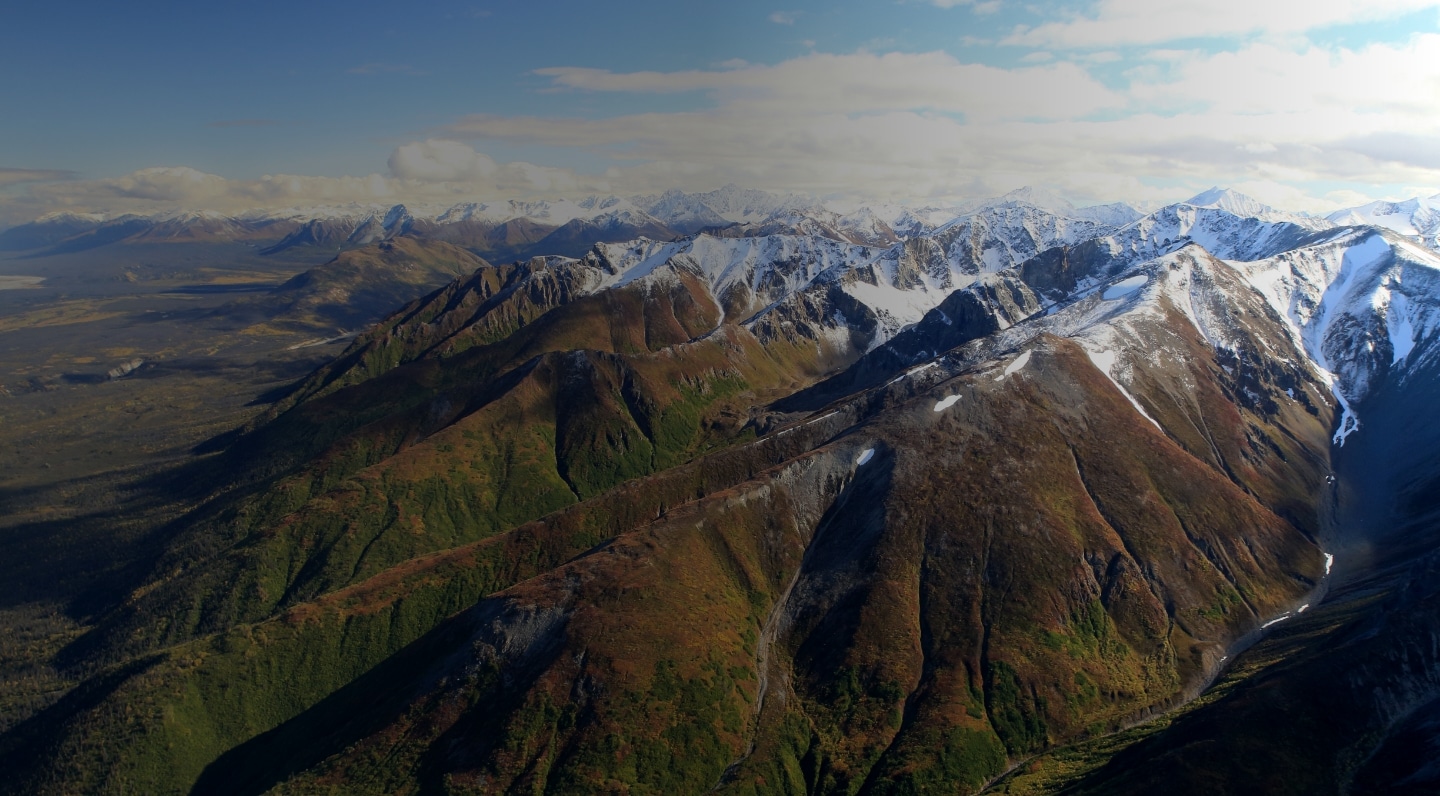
[0,184,1137,263]
[3,184,1440,794]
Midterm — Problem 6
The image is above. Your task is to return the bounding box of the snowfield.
[1102,275,1148,300]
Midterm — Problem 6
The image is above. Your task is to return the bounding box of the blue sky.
[1,1,1028,176]
[3,0,1440,222]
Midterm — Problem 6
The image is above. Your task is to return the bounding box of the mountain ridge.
[5,184,1440,795]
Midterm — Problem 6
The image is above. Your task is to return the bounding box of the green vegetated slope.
[0,251,872,794]
[260,250,609,411]
[221,335,1327,796]
[991,534,1440,796]
[995,324,1440,796]
[72,260,863,663]
[0,249,1335,795]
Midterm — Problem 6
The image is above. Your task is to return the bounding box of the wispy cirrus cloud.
[533,52,1124,121]
[768,10,799,25]
[0,168,75,187]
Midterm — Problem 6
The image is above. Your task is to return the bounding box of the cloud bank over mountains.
[4,3,1440,225]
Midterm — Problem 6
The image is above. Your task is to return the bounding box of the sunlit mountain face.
[5,2,1440,794]
[1,183,1439,795]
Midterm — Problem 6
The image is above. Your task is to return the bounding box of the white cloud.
[769,10,798,25]
[534,51,1124,121]
[1229,180,1344,213]
[1327,188,1389,206]
[1003,0,1440,48]
[388,139,498,182]
[20,168,397,216]
[1130,37,1440,118]
[10,34,1440,223]
[1,143,610,225]
[445,41,1440,208]
[102,167,233,202]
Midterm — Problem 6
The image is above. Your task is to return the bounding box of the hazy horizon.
[4,0,1440,225]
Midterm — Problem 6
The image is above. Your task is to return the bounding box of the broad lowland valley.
[3,186,1440,794]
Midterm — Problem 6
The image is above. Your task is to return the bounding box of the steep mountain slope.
[521,209,679,258]
[431,214,557,259]
[634,189,730,233]
[259,215,365,254]
[0,239,1338,795]
[1025,234,1440,796]
[9,186,1440,796]
[0,244,887,794]
[1235,228,1440,442]
[868,197,1121,286]
[0,212,109,251]
[36,237,901,670]
[253,198,1138,417]
[636,184,807,226]
[231,319,1323,795]
[1328,194,1440,251]
[136,198,1345,659]
[1085,200,1329,277]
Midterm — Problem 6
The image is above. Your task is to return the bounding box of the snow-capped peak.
[1185,187,1275,218]
[34,210,108,224]
[1326,196,1440,251]
[1234,228,1440,442]
[1070,202,1143,227]
[995,186,1075,214]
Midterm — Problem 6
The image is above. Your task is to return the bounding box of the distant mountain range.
[13,183,1436,269]
[0,184,1140,261]
[6,184,1440,794]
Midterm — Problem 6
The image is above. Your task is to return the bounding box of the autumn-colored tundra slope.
[0,241,1336,795]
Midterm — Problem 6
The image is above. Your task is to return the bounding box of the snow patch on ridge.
[996,350,1031,380]
[1081,344,1163,430]
[1102,275,1147,300]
